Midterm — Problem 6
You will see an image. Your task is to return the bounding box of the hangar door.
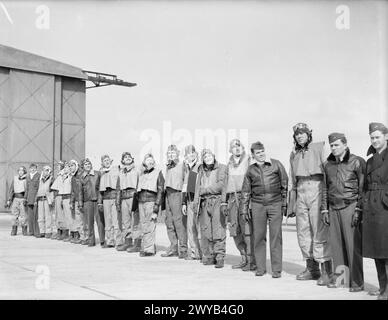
[0,68,55,209]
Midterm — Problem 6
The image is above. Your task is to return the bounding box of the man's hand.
[220,203,228,217]
[23,199,27,207]
[69,203,74,211]
[182,204,187,216]
[281,206,287,217]
[5,200,11,209]
[150,213,158,221]
[78,204,84,213]
[98,203,104,213]
[322,211,330,226]
[351,210,362,227]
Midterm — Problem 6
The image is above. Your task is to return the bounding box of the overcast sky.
[1,0,387,168]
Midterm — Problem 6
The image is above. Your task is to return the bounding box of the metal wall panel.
[0,67,10,208]
[0,68,85,211]
[61,78,85,163]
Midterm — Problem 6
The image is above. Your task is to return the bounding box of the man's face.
[330,139,347,157]
[231,144,243,157]
[144,157,155,169]
[295,132,308,146]
[84,162,92,172]
[29,166,37,174]
[186,152,197,163]
[102,157,111,168]
[203,153,215,165]
[167,150,178,161]
[18,168,25,177]
[70,163,77,174]
[56,164,62,172]
[123,154,133,165]
[370,130,388,151]
[63,165,70,175]
[252,149,266,163]
[42,167,50,178]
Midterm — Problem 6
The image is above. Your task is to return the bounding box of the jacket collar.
[366,145,388,174]
[367,145,388,157]
[327,148,350,163]
[122,163,135,173]
[202,160,219,172]
[82,170,95,178]
[252,158,272,166]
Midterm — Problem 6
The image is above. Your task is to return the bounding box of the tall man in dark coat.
[363,122,388,300]
[321,133,365,292]
[24,163,40,236]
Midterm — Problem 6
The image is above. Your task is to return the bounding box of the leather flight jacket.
[241,159,288,215]
[121,187,136,200]
[321,148,366,211]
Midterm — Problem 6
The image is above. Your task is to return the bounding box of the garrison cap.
[250,141,265,151]
[328,132,346,144]
[369,122,388,134]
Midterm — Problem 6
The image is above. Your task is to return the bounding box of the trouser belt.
[14,193,25,199]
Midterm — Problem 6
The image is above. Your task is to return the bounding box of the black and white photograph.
[0,0,388,306]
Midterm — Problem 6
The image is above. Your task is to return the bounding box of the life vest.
[37,176,52,197]
[138,168,161,193]
[119,167,138,190]
[165,162,184,191]
[13,176,26,193]
[225,155,249,193]
[290,142,325,178]
[99,166,120,191]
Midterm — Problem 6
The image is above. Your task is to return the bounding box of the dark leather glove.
[351,210,362,227]
[322,211,330,226]
[220,203,228,217]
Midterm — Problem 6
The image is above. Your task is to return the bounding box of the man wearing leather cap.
[288,123,333,285]
[137,153,165,256]
[241,141,288,278]
[193,148,228,268]
[321,133,365,292]
[81,158,105,247]
[363,122,388,300]
[223,139,254,271]
[98,155,121,248]
[161,145,188,258]
[7,166,28,236]
[116,152,141,252]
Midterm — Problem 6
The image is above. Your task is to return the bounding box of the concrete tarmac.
[0,213,380,300]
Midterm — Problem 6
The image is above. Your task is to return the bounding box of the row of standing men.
[6,122,388,300]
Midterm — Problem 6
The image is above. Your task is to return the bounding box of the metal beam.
[83,70,137,89]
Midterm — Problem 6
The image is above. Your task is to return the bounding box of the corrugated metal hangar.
[0,44,136,209]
